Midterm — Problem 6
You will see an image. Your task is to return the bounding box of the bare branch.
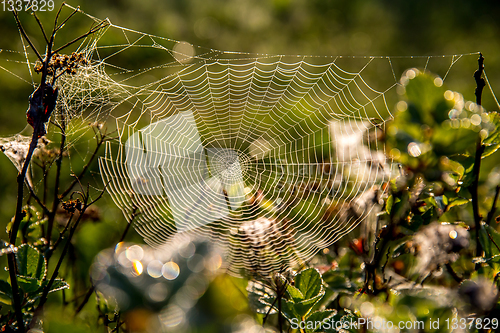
[52,2,65,30]
[54,6,80,33]
[26,181,50,216]
[469,139,485,262]
[53,21,108,54]
[45,129,66,251]
[32,12,49,45]
[62,130,107,198]
[88,183,108,207]
[49,210,75,255]
[75,208,137,315]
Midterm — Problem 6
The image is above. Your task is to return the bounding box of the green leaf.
[15,244,46,280]
[392,240,410,259]
[279,299,301,322]
[7,206,45,241]
[0,280,12,305]
[446,197,470,210]
[295,268,323,300]
[460,160,476,189]
[43,278,70,293]
[247,280,277,315]
[17,276,42,295]
[258,296,299,322]
[482,142,500,158]
[293,291,324,317]
[286,284,304,302]
[337,312,361,333]
[24,279,70,301]
[305,310,337,333]
[385,195,394,215]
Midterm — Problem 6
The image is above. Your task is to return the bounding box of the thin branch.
[53,21,109,54]
[49,211,75,256]
[61,130,107,198]
[75,209,137,315]
[7,121,43,333]
[486,185,500,225]
[26,182,50,216]
[445,263,463,283]
[46,129,66,253]
[469,139,485,261]
[74,285,95,316]
[486,229,500,253]
[470,54,486,262]
[39,183,99,310]
[54,6,80,33]
[47,3,64,56]
[37,204,85,310]
[52,2,65,31]
[118,207,137,243]
[32,11,49,45]
[7,254,24,332]
[110,319,125,333]
[88,185,108,207]
[12,10,43,62]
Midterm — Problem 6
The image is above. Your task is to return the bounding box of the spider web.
[0,5,487,277]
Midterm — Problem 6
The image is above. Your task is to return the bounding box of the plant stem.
[62,131,106,198]
[6,254,24,332]
[470,139,485,260]
[470,53,486,262]
[445,263,463,283]
[7,121,43,333]
[38,185,107,310]
[46,129,66,260]
[38,206,84,309]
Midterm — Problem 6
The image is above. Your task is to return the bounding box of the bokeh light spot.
[132,260,143,276]
[396,101,407,112]
[444,90,454,101]
[126,245,144,261]
[162,261,180,280]
[147,260,164,278]
[449,230,458,239]
[471,114,482,126]
[407,142,421,157]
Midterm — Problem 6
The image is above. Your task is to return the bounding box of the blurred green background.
[1,0,499,219]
